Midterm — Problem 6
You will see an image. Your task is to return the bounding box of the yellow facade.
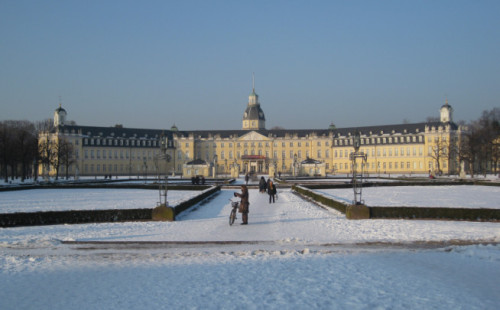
[40,91,462,178]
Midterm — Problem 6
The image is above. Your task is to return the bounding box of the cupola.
[54,104,67,127]
[242,75,266,130]
[440,99,453,123]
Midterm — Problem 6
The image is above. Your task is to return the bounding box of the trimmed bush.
[292,185,348,214]
[370,206,500,221]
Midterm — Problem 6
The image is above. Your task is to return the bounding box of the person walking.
[267,179,277,204]
[245,173,249,185]
[259,176,267,193]
[234,185,249,225]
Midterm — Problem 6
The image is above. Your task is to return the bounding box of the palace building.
[39,86,462,179]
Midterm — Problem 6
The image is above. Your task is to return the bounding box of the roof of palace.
[52,120,457,140]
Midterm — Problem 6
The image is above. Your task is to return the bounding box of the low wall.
[0,186,221,227]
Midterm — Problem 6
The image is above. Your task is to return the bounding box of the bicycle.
[229,199,239,226]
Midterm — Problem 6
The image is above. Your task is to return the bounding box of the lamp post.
[349,131,367,205]
[213,154,218,178]
[156,133,171,208]
[143,157,148,182]
[293,153,298,177]
[345,130,370,219]
[152,134,174,220]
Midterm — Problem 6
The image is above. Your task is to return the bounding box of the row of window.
[83,164,150,173]
[182,140,331,148]
[177,149,331,161]
[84,149,157,160]
[334,147,424,158]
[81,134,448,150]
[333,160,448,171]
[334,161,424,171]
[84,138,157,147]
[334,135,424,146]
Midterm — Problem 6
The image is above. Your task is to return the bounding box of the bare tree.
[57,138,75,179]
[429,135,449,175]
[12,121,37,181]
[426,116,440,123]
[38,135,56,180]
[0,122,13,182]
[478,108,500,174]
[458,123,482,178]
[35,118,54,132]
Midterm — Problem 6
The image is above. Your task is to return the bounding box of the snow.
[1,181,500,309]
[316,185,500,209]
[0,189,199,213]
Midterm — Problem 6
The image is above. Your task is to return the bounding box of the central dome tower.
[242,76,266,130]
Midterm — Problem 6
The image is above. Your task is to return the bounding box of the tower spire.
[252,72,255,92]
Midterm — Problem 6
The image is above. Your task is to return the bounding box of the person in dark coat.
[267,179,277,203]
[234,185,249,224]
[259,176,267,193]
[245,173,249,185]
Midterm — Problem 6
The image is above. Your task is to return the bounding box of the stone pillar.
[231,165,239,178]
[269,165,276,178]
[346,204,370,220]
[459,161,466,178]
[152,204,175,221]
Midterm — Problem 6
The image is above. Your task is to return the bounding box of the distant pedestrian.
[245,173,249,185]
[259,176,267,193]
[267,179,277,203]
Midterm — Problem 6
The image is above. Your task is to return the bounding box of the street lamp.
[353,131,361,152]
[213,154,218,178]
[349,131,367,205]
[293,153,298,177]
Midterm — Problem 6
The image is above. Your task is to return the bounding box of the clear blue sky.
[1,0,499,130]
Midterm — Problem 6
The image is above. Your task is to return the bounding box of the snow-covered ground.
[0,189,199,213]
[1,183,499,309]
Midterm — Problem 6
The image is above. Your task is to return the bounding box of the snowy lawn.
[315,185,500,208]
[0,189,199,213]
